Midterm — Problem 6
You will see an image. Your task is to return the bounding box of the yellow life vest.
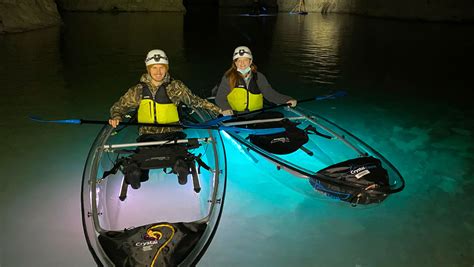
[227,88,263,112]
[226,75,263,112]
[137,82,179,124]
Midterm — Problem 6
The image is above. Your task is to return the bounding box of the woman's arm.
[256,72,293,104]
[215,76,233,111]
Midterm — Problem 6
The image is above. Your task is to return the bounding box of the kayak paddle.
[233,90,347,118]
[29,115,284,136]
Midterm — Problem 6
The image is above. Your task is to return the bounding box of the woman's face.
[235,57,251,70]
[148,64,168,82]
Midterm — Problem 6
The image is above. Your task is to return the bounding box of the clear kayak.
[81,106,227,266]
[221,106,405,205]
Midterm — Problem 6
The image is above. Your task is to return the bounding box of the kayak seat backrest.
[132,145,191,170]
[246,111,309,154]
[122,131,202,187]
[133,131,200,171]
[309,156,391,205]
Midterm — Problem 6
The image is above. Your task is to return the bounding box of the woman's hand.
[286,99,297,107]
[221,109,234,116]
[108,118,120,128]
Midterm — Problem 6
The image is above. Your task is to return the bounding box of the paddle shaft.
[232,97,313,118]
[231,91,346,118]
[81,119,186,128]
[30,117,285,135]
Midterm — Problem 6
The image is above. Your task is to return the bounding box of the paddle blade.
[315,90,347,101]
[29,116,82,124]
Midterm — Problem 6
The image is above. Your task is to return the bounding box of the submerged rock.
[390,126,430,153]
[0,0,61,33]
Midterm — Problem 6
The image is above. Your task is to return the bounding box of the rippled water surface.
[1,10,473,267]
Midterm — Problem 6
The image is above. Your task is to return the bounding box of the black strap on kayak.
[119,178,128,201]
[300,146,314,156]
[190,164,201,193]
[163,167,173,174]
[195,153,211,174]
[304,125,332,139]
[102,158,126,179]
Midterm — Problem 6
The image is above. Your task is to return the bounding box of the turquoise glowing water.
[1,11,473,266]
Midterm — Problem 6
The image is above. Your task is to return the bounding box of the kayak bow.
[81,106,227,266]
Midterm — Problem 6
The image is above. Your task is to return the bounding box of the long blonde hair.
[224,61,258,89]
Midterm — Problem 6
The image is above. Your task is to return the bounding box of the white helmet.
[145,49,169,66]
[232,46,253,61]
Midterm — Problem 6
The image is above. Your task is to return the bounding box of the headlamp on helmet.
[232,46,253,61]
[145,49,169,66]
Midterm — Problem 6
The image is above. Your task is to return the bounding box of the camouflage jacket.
[110,73,221,135]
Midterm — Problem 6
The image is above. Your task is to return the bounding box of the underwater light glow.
[221,130,259,163]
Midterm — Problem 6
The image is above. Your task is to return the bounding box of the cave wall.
[0,0,185,33]
[219,0,278,8]
[277,0,474,21]
[1,0,472,34]
[56,0,185,12]
[0,0,61,33]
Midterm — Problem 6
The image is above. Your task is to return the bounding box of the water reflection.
[273,14,342,85]
[0,26,64,106]
[60,12,184,83]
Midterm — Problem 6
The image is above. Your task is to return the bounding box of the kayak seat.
[309,156,391,205]
[244,111,309,154]
[103,132,206,196]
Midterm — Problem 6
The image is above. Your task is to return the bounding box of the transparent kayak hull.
[224,106,405,204]
[81,108,226,266]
